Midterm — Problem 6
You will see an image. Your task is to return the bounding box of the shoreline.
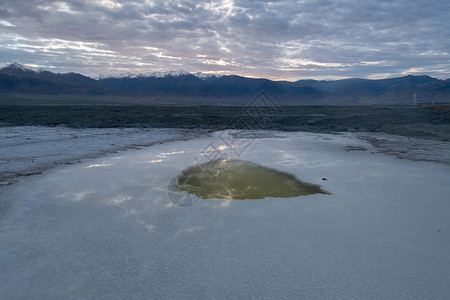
[0,127,211,187]
[357,133,450,165]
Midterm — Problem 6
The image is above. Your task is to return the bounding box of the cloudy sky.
[1,0,449,80]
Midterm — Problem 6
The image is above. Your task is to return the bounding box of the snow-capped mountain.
[0,62,29,70]
[192,72,223,79]
[0,62,43,73]
[139,70,191,78]
[0,63,223,80]
[96,72,138,80]
[96,70,223,80]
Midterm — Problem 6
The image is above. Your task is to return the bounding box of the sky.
[1,0,449,81]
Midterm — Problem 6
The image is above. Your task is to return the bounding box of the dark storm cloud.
[0,0,449,80]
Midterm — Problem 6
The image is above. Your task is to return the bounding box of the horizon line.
[1,62,448,82]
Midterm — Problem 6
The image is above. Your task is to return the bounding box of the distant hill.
[288,75,450,103]
[1,63,449,104]
[0,63,110,95]
[98,74,322,104]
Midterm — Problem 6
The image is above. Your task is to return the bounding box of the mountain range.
[1,63,449,105]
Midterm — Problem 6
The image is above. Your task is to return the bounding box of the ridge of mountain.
[1,63,449,104]
[95,69,223,80]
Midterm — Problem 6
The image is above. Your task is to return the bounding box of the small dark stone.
[345,145,368,151]
[322,178,327,180]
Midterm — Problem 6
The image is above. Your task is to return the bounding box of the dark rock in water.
[345,145,368,151]
[322,178,327,181]
[171,158,330,200]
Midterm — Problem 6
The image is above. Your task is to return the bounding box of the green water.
[173,159,329,199]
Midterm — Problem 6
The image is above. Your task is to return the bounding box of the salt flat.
[0,126,201,185]
[1,130,449,299]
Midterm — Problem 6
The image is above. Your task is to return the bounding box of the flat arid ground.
[0,105,449,299]
[1,104,449,141]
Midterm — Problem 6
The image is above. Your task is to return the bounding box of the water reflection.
[172,159,329,200]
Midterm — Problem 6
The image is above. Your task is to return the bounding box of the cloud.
[0,0,449,80]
